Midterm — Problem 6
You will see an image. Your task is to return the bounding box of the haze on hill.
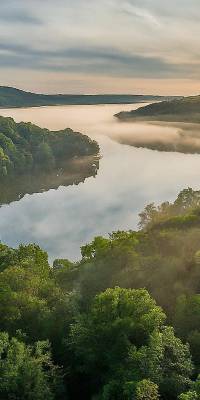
[116,95,200,123]
[0,86,174,108]
[2,1,200,399]
[114,95,200,153]
[1,188,200,399]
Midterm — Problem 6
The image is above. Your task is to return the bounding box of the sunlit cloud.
[1,0,200,94]
[120,1,161,28]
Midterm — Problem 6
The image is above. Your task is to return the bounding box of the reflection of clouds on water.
[1,104,200,261]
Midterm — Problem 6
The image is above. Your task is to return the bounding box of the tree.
[138,203,157,229]
[69,287,192,399]
[0,332,61,400]
[174,188,200,214]
[135,379,159,400]
[139,327,193,399]
[178,392,198,400]
[174,295,200,339]
[35,142,55,170]
[0,243,72,346]
[81,236,111,260]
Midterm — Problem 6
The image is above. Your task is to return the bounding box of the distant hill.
[0,86,176,108]
[115,95,200,123]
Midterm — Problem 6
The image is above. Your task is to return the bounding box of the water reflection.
[0,156,99,206]
[1,104,200,261]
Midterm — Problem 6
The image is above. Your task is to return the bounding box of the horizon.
[1,1,200,95]
[0,85,184,97]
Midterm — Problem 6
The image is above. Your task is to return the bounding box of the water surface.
[1,103,200,261]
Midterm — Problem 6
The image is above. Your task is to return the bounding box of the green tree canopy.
[0,332,60,400]
[69,287,192,399]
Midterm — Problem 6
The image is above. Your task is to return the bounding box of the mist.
[111,121,200,154]
[1,102,200,154]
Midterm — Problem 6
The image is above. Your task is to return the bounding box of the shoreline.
[0,100,156,110]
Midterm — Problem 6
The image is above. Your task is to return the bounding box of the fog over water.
[1,103,200,261]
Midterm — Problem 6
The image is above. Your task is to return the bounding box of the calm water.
[1,103,200,261]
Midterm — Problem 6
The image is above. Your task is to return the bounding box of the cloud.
[1,0,200,92]
[119,1,161,27]
[1,11,42,25]
[0,42,186,78]
[0,2,42,25]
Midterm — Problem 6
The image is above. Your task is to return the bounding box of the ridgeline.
[0,86,176,108]
[116,94,200,123]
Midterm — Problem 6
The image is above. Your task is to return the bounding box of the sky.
[1,0,200,95]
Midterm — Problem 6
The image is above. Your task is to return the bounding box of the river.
[1,103,200,261]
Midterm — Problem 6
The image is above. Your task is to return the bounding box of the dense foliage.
[2,188,200,398]
[116,95,200,122]
[0,115,99,177]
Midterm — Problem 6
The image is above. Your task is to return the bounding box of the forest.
[1,187,200,399]
[116,95,200,123]
[0,115,99,177]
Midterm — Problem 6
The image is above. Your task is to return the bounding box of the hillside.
[0,86,176,108]
[0,115,99,178]
[116,95,200,123]
[1,188,200,399]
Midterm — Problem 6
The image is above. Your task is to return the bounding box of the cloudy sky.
[1,0,200,94]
